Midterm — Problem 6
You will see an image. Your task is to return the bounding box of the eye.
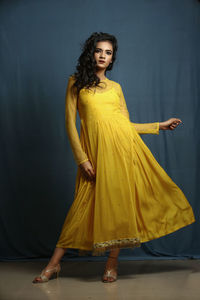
[106,51,112,55]
[95,49,101,53]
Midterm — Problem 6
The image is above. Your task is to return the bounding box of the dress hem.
[56,216,195,256]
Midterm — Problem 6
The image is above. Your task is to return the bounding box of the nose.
[100,52,105,59]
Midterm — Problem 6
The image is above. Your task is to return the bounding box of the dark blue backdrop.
[0,0,199,261]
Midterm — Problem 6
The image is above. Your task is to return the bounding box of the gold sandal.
[102,256,118,283]
[32,263,61,283]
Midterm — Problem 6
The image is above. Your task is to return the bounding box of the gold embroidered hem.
[78,237,141,256]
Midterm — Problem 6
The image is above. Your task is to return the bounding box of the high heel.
[32,263,61,283]
[102,256,118,283]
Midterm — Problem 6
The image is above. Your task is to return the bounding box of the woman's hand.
[79,160,96,182]
[159,118,182,131]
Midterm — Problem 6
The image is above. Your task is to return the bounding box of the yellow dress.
[56,75,195,256]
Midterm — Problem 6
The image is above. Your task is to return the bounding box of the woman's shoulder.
[108,78,121,88]
[107,79,122,95]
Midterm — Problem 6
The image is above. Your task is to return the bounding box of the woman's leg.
[32,247,67,283]
[46,247,67,268]
[102,248,120,282]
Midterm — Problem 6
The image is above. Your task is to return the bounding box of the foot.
[32,263,61,283]
[102,256,118,283]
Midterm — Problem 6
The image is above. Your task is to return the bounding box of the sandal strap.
[44,267,57,273]
[103,269,117,280]
[40,274,49,281]
[39,265,60,280]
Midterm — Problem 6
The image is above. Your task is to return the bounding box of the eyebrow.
[96,47,113,53]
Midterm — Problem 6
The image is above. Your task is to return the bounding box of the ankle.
[105,257,118,269]
[46,262,60,269]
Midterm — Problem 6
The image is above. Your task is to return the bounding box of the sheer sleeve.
[65,76,89,165]
[118,84,159,135]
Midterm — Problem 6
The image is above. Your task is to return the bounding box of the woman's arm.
[118,84,159,134]
[65,76,89,165]
[118,84,182,133]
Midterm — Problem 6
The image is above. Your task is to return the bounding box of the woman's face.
[94,41,113,70]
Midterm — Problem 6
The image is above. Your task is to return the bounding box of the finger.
[88,169,96,181]
[172,124,178,129]
[90,166,96,175]
[89,169,95,176]
[81,169,91,181]
[88,166,96,177]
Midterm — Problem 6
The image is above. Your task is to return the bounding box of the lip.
[98,60,105,63]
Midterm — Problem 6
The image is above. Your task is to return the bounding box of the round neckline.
[100,77,109,82]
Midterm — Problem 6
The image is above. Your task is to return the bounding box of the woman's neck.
[96,70,107,81]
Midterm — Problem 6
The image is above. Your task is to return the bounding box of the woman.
[33,32,195,284]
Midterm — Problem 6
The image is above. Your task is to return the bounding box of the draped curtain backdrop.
[0,0,200,261]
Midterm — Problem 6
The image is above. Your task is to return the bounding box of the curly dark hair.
[71,32,118,97]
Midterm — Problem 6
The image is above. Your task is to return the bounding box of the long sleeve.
[65,76,89,165]
[118,84,159,135]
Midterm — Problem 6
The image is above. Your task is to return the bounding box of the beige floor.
[0,259,200,300]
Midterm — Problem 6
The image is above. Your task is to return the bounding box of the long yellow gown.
[56,75,195,256]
